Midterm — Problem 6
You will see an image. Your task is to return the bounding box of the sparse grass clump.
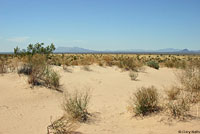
[0,55,11,74]
[47,116,78,134]
[129,86,159,116]
[178,64,200,93]
[0,58,7,73]
[166,98,190,119]
[44,68,60,89]
[165,86,180,100]
[147,61,159,69]
[62,90,91,122]
[177,62,200,103]
[129,71,138,80]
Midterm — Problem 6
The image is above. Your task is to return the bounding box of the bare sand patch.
[0,66,199,134]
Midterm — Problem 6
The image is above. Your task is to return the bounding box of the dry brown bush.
[166,97,190,119]
[165,86,181,100]
[177,62,200,103]
[47,116,79,134]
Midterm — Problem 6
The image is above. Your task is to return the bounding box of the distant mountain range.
[1,47,200,54]
[54,47,200,54]
[54,47,95,53]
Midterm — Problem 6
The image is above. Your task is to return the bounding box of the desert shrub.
[49,55,62,66]
[27,54,48,85]
[14,43,61,90]
[178,65,200,92]
[102,55,114,66]
[18,63,32,75]
[147,61,159,69]
[118,57,143,71]
[14,43,55,56]
[165,86,180,100]
[62,90,91,122]
[47,116,78,134]
[166,98,190,119]
[129,71,138,80]
[129,86,159,116]
[44,68,60,89]
[164,59,186,69]
[18,54,60,90]
[98,62,104,67]
[0,57,7,73]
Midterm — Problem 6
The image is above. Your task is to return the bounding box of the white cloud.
[7,36,30,43]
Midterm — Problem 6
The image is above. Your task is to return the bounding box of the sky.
[0,0,200,52]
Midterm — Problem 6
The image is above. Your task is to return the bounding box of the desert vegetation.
[62,90,91,122]
[13,43,61,91]
[129,86,159,116]
[47,116,78,134]
[1,45,200,133]
[129,71,138,80]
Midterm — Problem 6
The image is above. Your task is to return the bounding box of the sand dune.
[0,65,199,134]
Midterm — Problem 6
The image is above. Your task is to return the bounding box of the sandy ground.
[0,65,199,134]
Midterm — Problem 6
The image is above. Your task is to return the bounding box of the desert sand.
[0,65,199,134]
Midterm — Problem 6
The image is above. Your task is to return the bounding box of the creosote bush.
[129,86,159,116]
[147,61,159,70]
[15,43,60,91]
[62,90,91,122]
[27,55,60,90]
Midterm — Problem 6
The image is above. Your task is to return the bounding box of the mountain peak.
[54,46,95,53]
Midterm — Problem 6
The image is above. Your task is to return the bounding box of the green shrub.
[129,86,159,116]
[14,43,55,56]
[62,90,91,122]
[147,61,159,69]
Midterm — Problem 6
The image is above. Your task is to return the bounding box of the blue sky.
[0,0,200,52]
